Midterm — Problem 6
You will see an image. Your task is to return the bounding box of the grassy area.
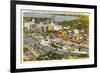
[57,15,89,34]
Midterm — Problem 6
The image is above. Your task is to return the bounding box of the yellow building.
[61,31,67,38]
[47,24,54,31]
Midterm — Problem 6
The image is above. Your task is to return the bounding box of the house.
[24,18,36,30]
[54,24,62,30]
[53,29,67,39]
[74,29,79,34]
[63,26,70,30]
[40,38,51,46]
[54,31,61,38]
[47,24,54,31]
[49,22,62,31]
[36,35,44,39]
[52,38,62,43]
[24,21,35,30]
[80,29,85,34]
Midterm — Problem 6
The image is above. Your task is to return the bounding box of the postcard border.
[10,0,97,72]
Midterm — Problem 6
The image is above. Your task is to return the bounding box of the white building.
[50,22,62,30]
[40,39,50,46]
[24,19,35,30]
[24,22,33,30]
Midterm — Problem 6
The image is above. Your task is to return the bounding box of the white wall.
[0,0,99,73]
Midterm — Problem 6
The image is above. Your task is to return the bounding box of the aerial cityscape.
[23,11,89,61]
